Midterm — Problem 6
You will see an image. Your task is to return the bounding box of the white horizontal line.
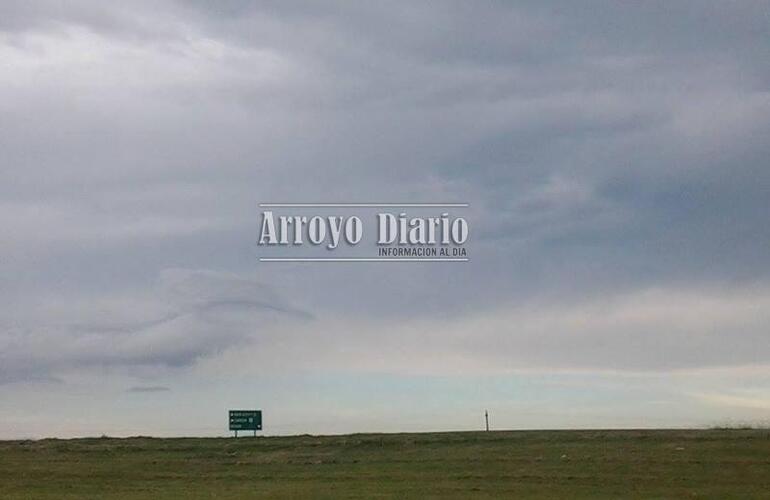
[259,258,469,262]
[258,203,469,208]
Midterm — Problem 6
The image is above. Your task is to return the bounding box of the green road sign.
[229,410,262,431]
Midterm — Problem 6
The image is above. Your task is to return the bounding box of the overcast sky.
[1,1,770,438]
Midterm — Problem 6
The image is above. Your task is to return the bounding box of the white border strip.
[258,203,469,208]
[259,258,469,262]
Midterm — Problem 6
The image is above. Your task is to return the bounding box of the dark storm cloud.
[0,0,769,383]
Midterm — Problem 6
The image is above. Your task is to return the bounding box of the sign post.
[229,410,262,437]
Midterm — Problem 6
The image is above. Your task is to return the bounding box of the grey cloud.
[0,269,310,384]
[127,385,171,393]
[0,0,768,381]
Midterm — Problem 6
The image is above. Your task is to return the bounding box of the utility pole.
[485,410,489,432]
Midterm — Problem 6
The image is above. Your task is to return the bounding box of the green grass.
[1,429,769,499]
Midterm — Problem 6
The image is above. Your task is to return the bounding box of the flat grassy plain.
[1,429,769,499]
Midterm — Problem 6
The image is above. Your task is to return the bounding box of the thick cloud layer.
[1,1,769,434]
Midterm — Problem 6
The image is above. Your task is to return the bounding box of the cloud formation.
[128,385,171,393]
[0,1,769,434]
[0,269,309,384]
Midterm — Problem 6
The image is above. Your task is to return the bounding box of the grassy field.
[1,429,769,499]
